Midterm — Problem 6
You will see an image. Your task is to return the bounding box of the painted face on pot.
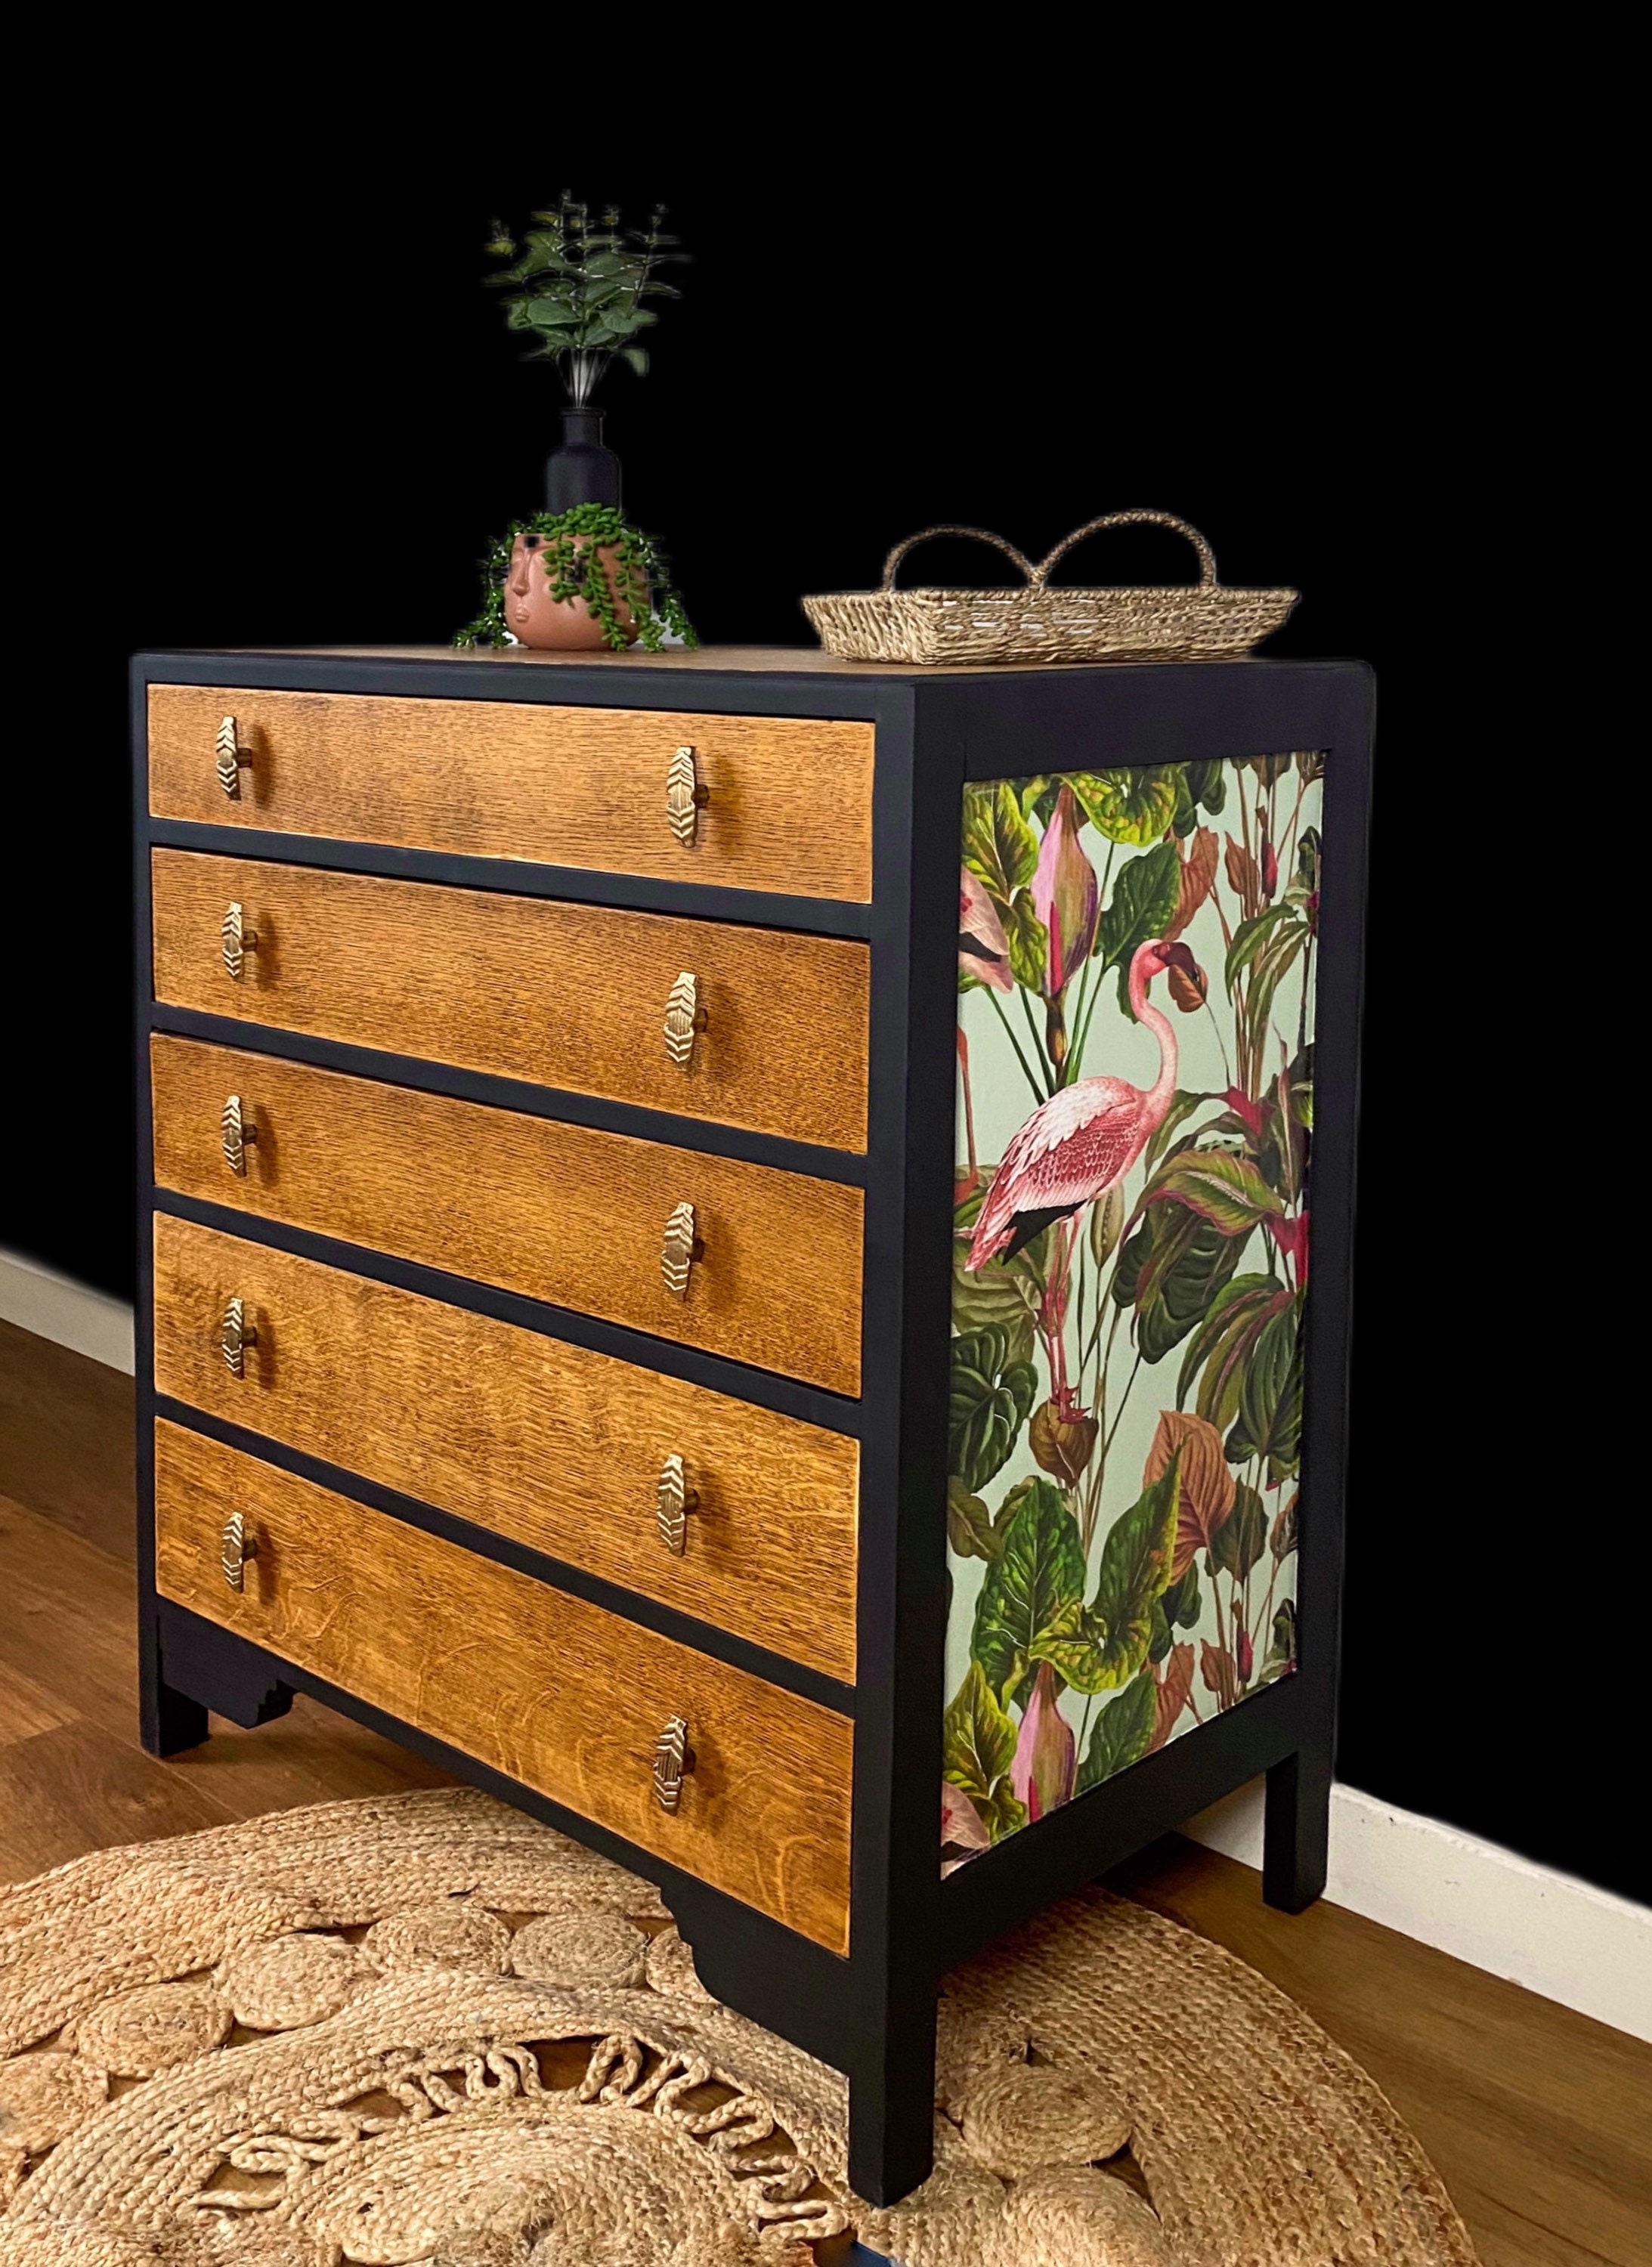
[504,535,542,636]
[500,530,642,651]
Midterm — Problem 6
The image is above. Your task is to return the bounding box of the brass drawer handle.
[221,1510,259,1591]
[664,972,707,1067]
[657,1454,700,1557]
[221,1093,256,1176]
[220,1295,257,1378]
[661,1202,703,1297]
[651,1715,694,1814]
[221,901,258,981]
[666,744,709,846]
[216,715,250,799]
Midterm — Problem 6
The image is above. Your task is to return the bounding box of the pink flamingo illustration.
[967,937,1201,1272]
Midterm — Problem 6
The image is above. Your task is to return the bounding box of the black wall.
[5,136,1635,1903]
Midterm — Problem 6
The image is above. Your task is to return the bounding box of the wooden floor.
[2,1317,1648,2265]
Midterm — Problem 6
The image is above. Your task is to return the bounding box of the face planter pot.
[503,533,645,651]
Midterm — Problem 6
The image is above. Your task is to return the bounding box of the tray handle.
[880,525,1037,592]
[1034,510,1217,589]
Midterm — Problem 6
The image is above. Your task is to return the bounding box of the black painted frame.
[131,647,1373,2206]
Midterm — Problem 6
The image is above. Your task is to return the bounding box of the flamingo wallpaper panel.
[943,753,1323,1870]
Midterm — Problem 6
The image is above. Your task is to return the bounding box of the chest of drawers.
[135,644,1372,2205]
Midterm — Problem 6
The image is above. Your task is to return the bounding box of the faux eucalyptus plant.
[484,196,683,404]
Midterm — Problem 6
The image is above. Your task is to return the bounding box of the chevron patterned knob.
[664,972,706,1067]
[221,901,258,981]
[216,715,249,799]
[657,1454,700,1557]
[220,1295,257,1378]
[221,1093,257,1176]
[221,1510,259,1592]
[651,1715,694,1814]
[661,1203,703,1297]
[665,745,709,846]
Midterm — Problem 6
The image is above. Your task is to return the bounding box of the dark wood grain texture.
[150,850,871,1151]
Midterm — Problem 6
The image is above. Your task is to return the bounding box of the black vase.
[545,407,622,514]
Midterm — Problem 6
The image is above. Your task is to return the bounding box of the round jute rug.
[0,1789,1477,2266]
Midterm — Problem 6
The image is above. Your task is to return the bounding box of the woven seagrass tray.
[803,509,1298,666]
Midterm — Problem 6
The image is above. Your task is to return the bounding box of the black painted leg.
[847,1989,937,2208]
[144,1604,295,1749]
[139,1624,210,1757]
[1263,1746,1332,1912]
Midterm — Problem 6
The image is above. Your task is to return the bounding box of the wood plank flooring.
[2,1315,1648,2262]
[0,1316,450,1883]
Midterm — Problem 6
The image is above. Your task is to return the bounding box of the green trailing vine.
[453,503,698,653]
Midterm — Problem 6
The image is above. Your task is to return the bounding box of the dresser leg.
[140,1640,210,1758]
[1263,1746,1332,1912]
[847,1994,937,2208]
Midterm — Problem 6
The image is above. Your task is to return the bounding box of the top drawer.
[148,685,874,904]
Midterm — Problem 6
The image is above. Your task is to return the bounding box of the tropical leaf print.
[945,1479,1002,1564]
[1113,1205,1247,1364]
[1097,842,1182,1012]
[942,1662,1027,1843]
[948,1326,1038,1493]
[1070,768,1180,845]
[1028,1457,1180,1694]
[1076,1669,1158,1789]
[970,1479,1085,1706]
[945,752,1319,1868]
[962,781,1038,903]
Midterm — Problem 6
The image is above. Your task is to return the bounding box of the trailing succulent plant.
[484,196,683,405]
[453,503,697,653]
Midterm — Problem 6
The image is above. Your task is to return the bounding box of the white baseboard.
[1183,1779,1652,2043]
[0,1248,135,1375]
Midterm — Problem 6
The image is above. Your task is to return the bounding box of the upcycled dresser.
[135,645,1373,2204]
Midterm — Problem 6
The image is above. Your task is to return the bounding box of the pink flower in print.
[941,1780,991,1851]
[959,868,1013,993]
[1221,1086,1268,1141]
[1236,1619,1254,1687]
[1267,1209,1310,1288]
[1010,1662,1076,1822]
[1031,784,1099,998]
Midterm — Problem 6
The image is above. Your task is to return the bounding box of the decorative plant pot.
[503,533,644,651]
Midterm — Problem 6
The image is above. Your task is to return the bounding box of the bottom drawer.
[152,1420,853,1953]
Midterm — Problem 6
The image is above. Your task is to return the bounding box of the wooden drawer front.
[150,1037,863,1396]
[148,684,874,903]
[150,852,870,1154]
[152,1216,860,1683]
[153,1421,853,1950]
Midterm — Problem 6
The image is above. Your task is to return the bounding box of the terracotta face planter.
[503,533,645,651]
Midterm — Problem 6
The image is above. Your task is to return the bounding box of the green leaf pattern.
[970,1480,1087,1705]
[945,753,1319,1866]
[1075,1671,1159,1790]
[948,1328,1038,1494]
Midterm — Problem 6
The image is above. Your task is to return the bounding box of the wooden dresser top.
[141,642,1301,682]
